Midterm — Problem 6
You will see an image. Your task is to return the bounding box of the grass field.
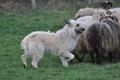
[0,10,120,80]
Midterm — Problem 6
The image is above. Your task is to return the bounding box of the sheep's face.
[65,20,85,34]
[100,16,118,23]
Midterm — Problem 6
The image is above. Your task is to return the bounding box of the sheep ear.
[64,20,71,24]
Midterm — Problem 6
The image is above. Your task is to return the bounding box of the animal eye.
[76,24,79,27]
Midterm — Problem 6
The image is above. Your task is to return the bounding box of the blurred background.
[0,0,119,13]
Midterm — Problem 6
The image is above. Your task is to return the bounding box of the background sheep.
[99,1,112,10]
[86,16,119,65]
[106,9,120,26]
[74,1,112,20]
[107,8,120,16]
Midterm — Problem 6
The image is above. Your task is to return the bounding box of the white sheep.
[108,8,120,16]
[106,8,120,26]
[74,7,106,20]
[74,1,112,20]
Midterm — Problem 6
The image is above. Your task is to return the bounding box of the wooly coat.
[74,8,107,20]
[107,8,120,26]
[86,16,119,65]
[106,11,120,62]
[76,13,101,22]
[21,20,85,68]
[107,8,120,16]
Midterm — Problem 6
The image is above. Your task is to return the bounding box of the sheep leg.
[95,48,107,65]
[94,49,99,64]
[71,53,86,63]
[69,54,79,64]
[75,51,87,63]
[89,51,95,63]
[79,52,86,62]
[97,52,102,65]
[109,52,112,62]
[96,52,99,64]
[96,49,102,65]
[97,49,105,65]
[115,48,120,63]
[75,54,83,62]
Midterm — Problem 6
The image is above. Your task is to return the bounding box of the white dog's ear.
[64,20,71,25]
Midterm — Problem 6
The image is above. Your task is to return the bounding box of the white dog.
[21,20,85,68]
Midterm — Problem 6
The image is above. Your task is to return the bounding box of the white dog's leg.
[31,47,44,68]
[32,56,39,68]
[59,50,74,61]
[31,53,43,68]
[21,53,30,68]
[59,50,74,67]
[60,57,68,67]
[65,52,74,61]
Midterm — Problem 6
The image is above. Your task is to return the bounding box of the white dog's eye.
[76,24,79,27]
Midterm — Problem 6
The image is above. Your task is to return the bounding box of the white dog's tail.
[21,35,30,50]
[21,31,39,51]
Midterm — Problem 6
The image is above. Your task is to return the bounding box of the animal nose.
[79,28,85,32]
[81,28,85,31]
[75,28,85,33]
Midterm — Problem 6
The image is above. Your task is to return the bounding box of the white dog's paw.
[62,61,68,67]
[60,57,69,67]
[33,66,38,68]
[31,62,38,68]
[64,64,68,67]
[63,63,68,67]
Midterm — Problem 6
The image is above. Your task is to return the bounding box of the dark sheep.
[86,16,119,65]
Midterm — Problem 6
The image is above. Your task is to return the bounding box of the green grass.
[0,10,120,80]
